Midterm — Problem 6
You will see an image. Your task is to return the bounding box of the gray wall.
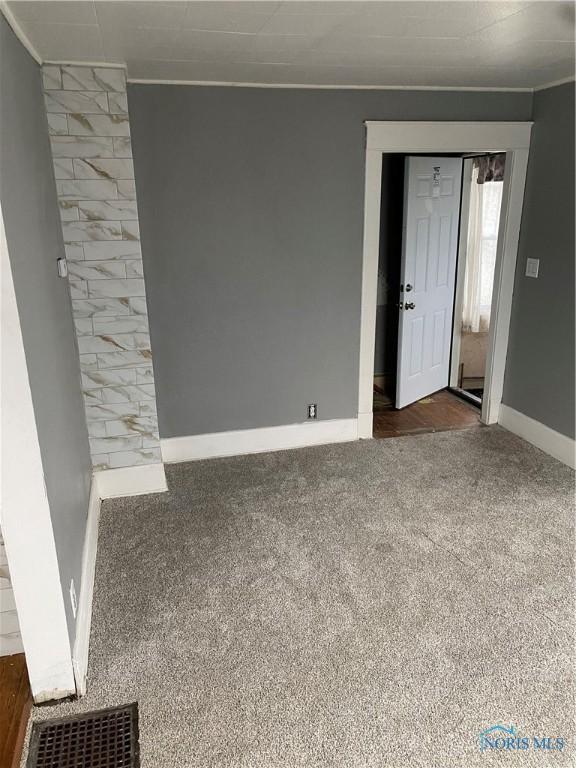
[129,83,532,438]
[503,82,575,439]
[0,16,92,644]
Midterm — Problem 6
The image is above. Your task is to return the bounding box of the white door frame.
[449,157,474,390]
[358,121,532,438]
[0,201,76,701]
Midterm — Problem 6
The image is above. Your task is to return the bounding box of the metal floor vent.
[27,703,140,768]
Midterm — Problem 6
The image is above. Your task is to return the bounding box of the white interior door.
[396,156,463,409]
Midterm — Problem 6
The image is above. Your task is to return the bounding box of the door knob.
[405,302,415,310]
[405,283,413,292]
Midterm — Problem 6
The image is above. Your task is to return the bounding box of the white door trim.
[358,121,532,437]
[0,201,75,702]
[449,158,474,388]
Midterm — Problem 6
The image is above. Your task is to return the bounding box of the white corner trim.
[72,480,100,697]
[161,419,358,463]
[1,201,75,702]
[127,78,533,93]
[533,75,575,92]
[94,462,167,499]
[499,405,576,469]
[357,412,373,440]
[0,2,42,64]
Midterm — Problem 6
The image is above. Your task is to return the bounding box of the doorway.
[372,152,482,437]
[358,121,532,440]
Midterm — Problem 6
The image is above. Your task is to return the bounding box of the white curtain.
[462,168,503,333]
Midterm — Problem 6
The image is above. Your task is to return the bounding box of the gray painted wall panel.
[503,82,575,439]
[0,16,92,644]
[130,84,531,438]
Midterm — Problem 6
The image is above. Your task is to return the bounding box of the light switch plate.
[526,258,539,278]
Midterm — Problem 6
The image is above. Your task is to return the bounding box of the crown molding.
[127,78,534,93]
[533,75,575,92]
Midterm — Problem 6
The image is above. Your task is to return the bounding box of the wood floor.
[0,654,32,768]
[373,389,481,439]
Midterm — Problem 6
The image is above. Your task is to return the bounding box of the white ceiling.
[7,1,576,89]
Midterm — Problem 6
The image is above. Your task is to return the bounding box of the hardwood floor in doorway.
[373,389,481,439]
[0,654,32,768]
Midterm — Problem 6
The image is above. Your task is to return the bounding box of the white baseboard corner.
[93,462,168,499]
[499,404,576,469]
[161,418,359,463]
[72,480,100,696]
[357,411,373,439]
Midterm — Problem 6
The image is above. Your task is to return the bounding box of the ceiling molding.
[0,2,42,64]
[533,74,575,92]
[43,59,127,70]
[127,78,534,93]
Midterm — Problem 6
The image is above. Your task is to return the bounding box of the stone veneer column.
[43,64,161,472]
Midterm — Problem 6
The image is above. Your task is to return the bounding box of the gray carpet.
[26,427,574,767]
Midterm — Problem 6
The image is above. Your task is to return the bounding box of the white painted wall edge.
[161,419,359,463]
[0,201,75,702]
[72,481,100,696]
[94,462,167,499]
[499,405,576,470]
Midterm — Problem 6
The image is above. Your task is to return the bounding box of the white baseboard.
[499,404,576,469]
[93,462,167,499]
[72,480,100,696]
[161,418,359,463]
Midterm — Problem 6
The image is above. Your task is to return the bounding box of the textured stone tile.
[82,368,137,389]
[117,180,136,199]
[108,447,161,468]
[108,92,128,114]
[140,401,157,416]
[88,278,145,298]
[50,136,114,158]
[68,260,126,281]
[56,179,118,199]
[96,350,153,369]
[125,259,144,278]
[90,435,143,455]
[74,318,93,336]
[72,297,131,317]
[68,113,130,137]
[91,454,111,470]
[62,66,126,92]
[135,367,155,385]
[86,402,140,421]
[104,415,158,439]
[93,315,149,334]
[65,244,84,260]
[83,241,141,260]
[113,137,132,157]
[47,113,68,135]
[54,158,74,179]
[128,297,148,315]
[87,421,106,439]
[73,158,134,180]
[122,221,140,240]
[45,90,109,114]
[59,200,79,221]
[43,65,62,90]
[78,200,138,221]
[63,221,123,242]
[69,279,89,299]
[100,384,155,403]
